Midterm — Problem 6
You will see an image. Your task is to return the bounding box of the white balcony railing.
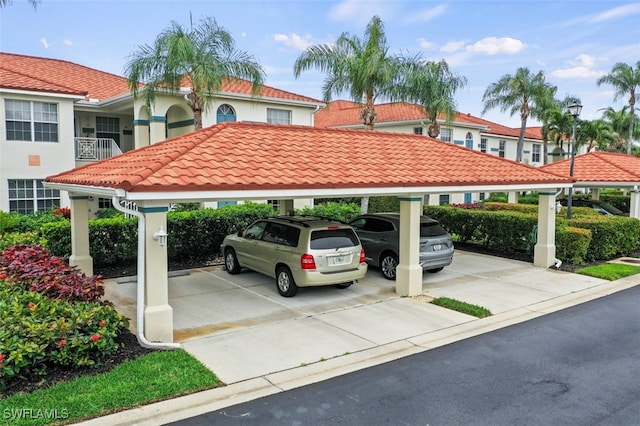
[75,137,123,161]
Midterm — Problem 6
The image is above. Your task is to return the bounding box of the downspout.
[632,185,640,219]
[112,196,180,350]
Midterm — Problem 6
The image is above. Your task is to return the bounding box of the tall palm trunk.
[628,93,636,155]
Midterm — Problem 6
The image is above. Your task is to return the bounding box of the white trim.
[0,88,85,100]
[44,182,572,202]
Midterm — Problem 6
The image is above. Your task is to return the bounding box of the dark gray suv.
[348,213,454,280]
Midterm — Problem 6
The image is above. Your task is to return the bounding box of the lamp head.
[568,102,583,118]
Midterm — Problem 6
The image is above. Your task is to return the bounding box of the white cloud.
[39,38,49,48]
[405,4,447,23]
[441,40,466,53]
[241,32,247,37]
[551,54,605,79]
[465,37,526,55]
[417,37,436,50]
[63,40,72,46]
[273,33,313,51]
[590,3,640,23]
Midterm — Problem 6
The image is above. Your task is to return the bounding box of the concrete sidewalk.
[81,251,640,425]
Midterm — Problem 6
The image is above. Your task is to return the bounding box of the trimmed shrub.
[296,202,360,223]
[555,226,591,264]
[568,216,640,261]
[0,231,43,251]
[368,196,400,213]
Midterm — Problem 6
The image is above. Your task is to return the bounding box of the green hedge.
[41,202,277,267]
[567,216,640,261]
[424,204,639,264]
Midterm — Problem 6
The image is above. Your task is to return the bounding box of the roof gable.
[314,100,541,139]
[47,121,572,193]
[541,151,640,183]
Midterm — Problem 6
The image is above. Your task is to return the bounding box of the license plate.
[433,244,442,251]
[329,255,346,265]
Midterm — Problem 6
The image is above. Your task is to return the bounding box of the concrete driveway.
[103,250,615,384]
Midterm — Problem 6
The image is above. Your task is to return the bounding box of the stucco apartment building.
[1,52,568,214]
[314,100,567,205]
[0,52,324,214]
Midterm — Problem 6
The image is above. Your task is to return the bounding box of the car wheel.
[380,252,398,280]
[334,282,353,289]
[224,248,241,275]
[276,266,298,297]
[427,267,444,273]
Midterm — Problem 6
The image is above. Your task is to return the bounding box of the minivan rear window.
[310,228,359,249]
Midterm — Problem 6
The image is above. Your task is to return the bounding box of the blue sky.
[1,0,639,127]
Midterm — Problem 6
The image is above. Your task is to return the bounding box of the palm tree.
[125,16,265,131]
[546,109,573,158]
[293,15,407,131]
[600,106,631,152]
[532,86,559,165]
[293,15,410,213]
[482,67,554,162]
[396,60,467,138]
[597,61,640,154]
[579,119,616,152]
[0,0,39,8]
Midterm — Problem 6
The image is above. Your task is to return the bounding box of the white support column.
[630,186,640,220]
[69,195,93,276]
[590,187,601,200]
[149,115,166,145]
[134,119,150,149]
[534,192,557,268]
[139,203,173,343]
[508,191,518,203]
[396,195,423,296]
[279,199,294,216]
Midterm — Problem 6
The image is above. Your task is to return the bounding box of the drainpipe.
[112,196,180,350]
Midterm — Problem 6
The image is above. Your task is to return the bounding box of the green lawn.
[431,297,492,318]
[575,263,640,281]
[0,349,221,426]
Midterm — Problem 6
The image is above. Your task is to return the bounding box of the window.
[8,179,60,214]
[98,198,112,209]
[532,144,541,163]
[439,128,452,142]
[479,192,486,201]
[268,200,281,211]
[216,104,237,123]
[439,194,450,205]
[5,99,58,142]
[480,138,487,153]
[96,116,120,147]
[267,108,291,124]
[413,127,423,135]
[499,140,506,158]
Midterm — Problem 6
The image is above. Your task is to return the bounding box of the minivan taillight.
[359,249,366,264]
[301,253,316,270]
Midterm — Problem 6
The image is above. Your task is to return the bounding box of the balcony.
[75,137,122,161]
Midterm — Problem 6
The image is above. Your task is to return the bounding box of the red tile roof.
[314,100,541,139]
[0,52,130,101]
[47,121,573,193]
[1,52,322,105]
[540,151,640,183]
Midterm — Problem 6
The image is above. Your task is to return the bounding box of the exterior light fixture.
[153,225,168,247]
[566,102,582,219]
[555,201,562,214]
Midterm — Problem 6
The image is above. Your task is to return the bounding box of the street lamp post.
[566,102,583,219]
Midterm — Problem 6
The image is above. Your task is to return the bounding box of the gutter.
[112,196,180,350]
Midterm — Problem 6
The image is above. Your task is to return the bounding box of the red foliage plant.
[0,244,104,302]
[53,207,71,219]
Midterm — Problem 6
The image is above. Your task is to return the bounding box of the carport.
[541,151,640,219]
[45,121,573,344]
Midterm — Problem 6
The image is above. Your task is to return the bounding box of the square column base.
[144,304,174,343]
[396,264,423,296]
[69,255,93,276]
[534,244,555,268]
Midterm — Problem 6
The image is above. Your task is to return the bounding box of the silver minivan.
[221,216,368,297]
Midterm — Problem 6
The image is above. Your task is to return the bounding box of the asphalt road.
[169,285,640,425]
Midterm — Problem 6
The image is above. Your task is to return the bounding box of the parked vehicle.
[221,216,367,297]
[348,213,454,280]
[557,198,627,216]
